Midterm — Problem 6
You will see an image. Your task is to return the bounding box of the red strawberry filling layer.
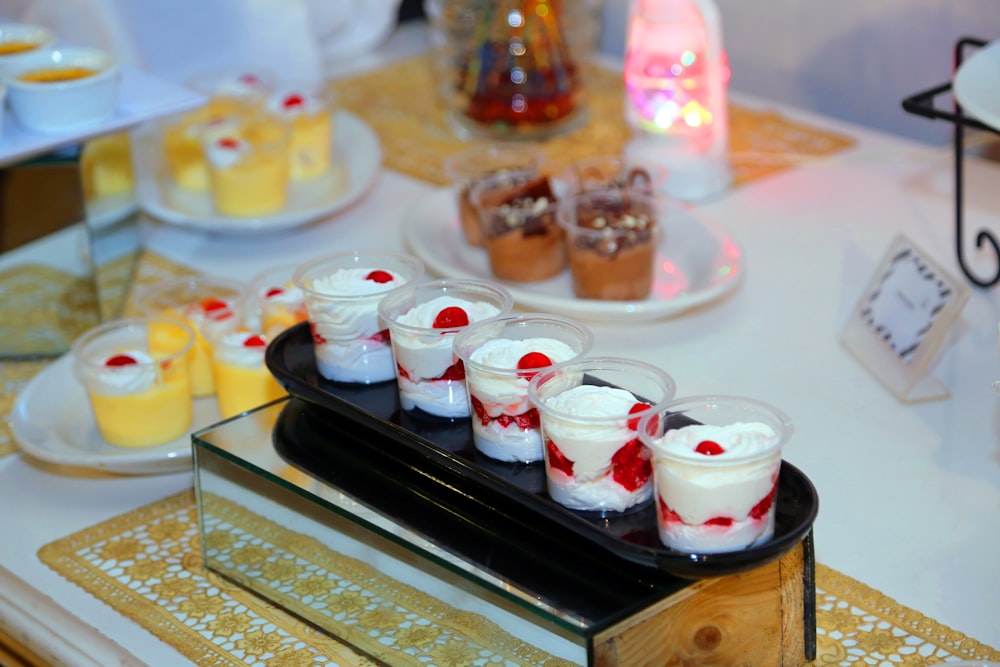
[546,437,652,492]
[397,360,465,383]
[471,396,539,431]
[309,323,390,346]
[658,484,778,527]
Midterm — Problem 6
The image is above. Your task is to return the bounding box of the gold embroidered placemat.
[0,250,197,458]
[329,56,856,188]
[38,488,999,667]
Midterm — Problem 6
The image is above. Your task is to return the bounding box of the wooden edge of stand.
[591,536,815,667]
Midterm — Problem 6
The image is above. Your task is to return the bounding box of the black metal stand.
[902,36,1000,288]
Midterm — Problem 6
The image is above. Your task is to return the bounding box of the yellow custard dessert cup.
[247,262,309,338]
[162,97,246,192]
[205,113,290,217]
[138,276,246,398]
[266,85,333,181]
[207,324,286,419]
[72,317,195,448]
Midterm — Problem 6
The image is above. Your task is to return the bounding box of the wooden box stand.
[594,536,815,666]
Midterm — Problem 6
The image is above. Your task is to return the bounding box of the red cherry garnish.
[217,137,241,150]
[243,335,267,348]
[695,440,725,456]
[546,439,574,476]
[105,354,138,367]
[627,402,652,430]
[282,93,305,109]
[432,306,469,329]
[365,270,393,284]
[200,297,229,312]
[517,351,552,370]
[611,439,652,491]
[264,287,284,298]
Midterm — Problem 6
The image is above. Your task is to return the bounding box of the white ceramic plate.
[404,189,744,323]
[134,110,381,234]
[9,353,221,474]
[954,38,1000,132]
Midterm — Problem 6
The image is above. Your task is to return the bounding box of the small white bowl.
[0,23,55,77]
[5,46,118,133]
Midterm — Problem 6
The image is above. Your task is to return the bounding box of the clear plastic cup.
[443,145,542,247]
[138,276,245,398]
[556,154,666,195]
[378,279,513,419]
[528,356,677,514]
[293,250,424,384]
[556,188,662,301]
[72,317,194,448]
[204,312,286,420]
[204,112,291,217]
[638,395,793,554]
[471,173,566,282]
[265,83,333,181]
[246,262,308,339]
[453,313,593,463]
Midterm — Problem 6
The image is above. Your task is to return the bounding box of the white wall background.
[600,0,1000,145]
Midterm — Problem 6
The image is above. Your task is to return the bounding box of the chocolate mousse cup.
[638,395,792,554]
[528,357,677,514]
[472,174,566,282]
[453,313,593,464]
[444,145,542,248]
[557,189,661,301]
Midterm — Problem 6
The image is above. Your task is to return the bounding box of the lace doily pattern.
[329,56,856,188]
[38,490,997,667]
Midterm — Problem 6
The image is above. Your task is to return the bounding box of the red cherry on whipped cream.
[695,440,726,456]
[105,354,138,367]
[282,93,305,109]
[516,351,552,379]
[200,297,229,312]
[216,137,241,150]
[432,306,469,329]
[264,287,284,298]
[365,270,393,284]
[243,335,267,348]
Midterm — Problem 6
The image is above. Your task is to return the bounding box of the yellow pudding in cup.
[139,277,246,397]
[266,87,332,181]
[81,132,134,201]
[161,98,245,192]
[248,263,308,338]
[72,318,194,448]
[205,114,290,217]
[209,326,285,419]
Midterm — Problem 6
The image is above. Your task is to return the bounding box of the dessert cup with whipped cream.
[138,276,246,398]
[557,188,661,301]
[245,262,308,339]
[266,84,333,181]
[638,395,792,554]
[204,113,291,217]
[528,357,676,514]
[443,145,543,247]
[453,313,593,463]
[294,250,424,384]
[378,279,513,419]
[72,317,194,448]
[205,313,286,420]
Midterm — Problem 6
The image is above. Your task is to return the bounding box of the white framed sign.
[840,234,970,403]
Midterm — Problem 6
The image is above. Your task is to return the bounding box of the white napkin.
[0,0,402,86]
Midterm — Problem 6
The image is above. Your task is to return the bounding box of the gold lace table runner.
[37,489,999,667]
[329,56,857,188]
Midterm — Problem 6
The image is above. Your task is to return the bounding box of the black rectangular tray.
[266,322,818,579]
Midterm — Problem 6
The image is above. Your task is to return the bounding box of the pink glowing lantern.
[623,0,732,201]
